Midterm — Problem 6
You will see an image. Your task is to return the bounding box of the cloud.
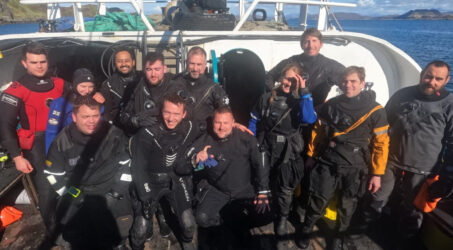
[357,0,376,7]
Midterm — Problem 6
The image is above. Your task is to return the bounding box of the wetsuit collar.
[300,53,321,62]
[69,121,110,145]
[338,91,375,111]
[213,129,233,142]
[184,72,206,85]
[17,73,54,92]
[146,72,171,89]
[416,87,450,102]
[117,70,140,83]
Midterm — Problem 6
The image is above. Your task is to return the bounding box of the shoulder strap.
[57,126,74,152]
[194,85,216,111]
[269,107,293,133]
[332,104,383,138]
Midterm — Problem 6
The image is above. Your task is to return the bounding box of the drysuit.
[0,74,65,234]
[266,53,345,107]
[44,121,133,248]
[248,88,316,229]
[119,73,185,133]
[366,86,453,238]
[129,119,202,250]
[186,128,270,228]
[100,71,141,124]
[174,73,229,125]
[303,90,389,235]
[45,90,105,153]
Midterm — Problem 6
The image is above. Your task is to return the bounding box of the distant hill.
[1,1,453,24]
[396,9,453,19]
[303,9,453,21]
[0,0,46,23]
[0,0,98,24]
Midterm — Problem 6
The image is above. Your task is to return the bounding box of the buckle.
[68,186,81,198]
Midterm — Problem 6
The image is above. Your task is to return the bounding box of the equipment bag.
[0,206,23,228]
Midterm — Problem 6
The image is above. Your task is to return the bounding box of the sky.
[104,0,453,17]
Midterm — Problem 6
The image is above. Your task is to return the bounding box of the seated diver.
[184,106,271,249]
[45,68,104,153]
[44,95,133,249]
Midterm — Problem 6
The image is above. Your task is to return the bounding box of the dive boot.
[156,209,171,237]
[296,226,312,249]
[328,236,344,250]
[275,215,289,236]
[182,241,196,250]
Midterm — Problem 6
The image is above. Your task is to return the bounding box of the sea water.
[1,19,452,90]
[291,19,453,90]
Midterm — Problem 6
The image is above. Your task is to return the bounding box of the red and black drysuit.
[0,74,65,234]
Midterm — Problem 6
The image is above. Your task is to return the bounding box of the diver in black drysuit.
[100,69,141,125]
[130,118,203,250]
[44,121,133,249]
[120,72,187,242]
[248,85,317,237]
[119,73,186,134]
[174,73,230,128]
[181,125,270,249]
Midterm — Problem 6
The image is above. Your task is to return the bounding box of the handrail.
[21,0,155,31]
[233,0,356,31]
[21,0,356,32]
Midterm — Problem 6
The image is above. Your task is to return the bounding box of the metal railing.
[20,0,356,32]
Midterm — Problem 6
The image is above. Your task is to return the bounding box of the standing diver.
[248,62,316,247]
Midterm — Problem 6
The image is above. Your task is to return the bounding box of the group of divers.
[0,27,452,250]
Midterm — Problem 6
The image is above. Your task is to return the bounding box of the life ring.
[252,9,267,21]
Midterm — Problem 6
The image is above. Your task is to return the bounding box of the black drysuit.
[174,73,229,126]
[44,122,133,248]
[119,73,186,133]
[129,119,202,249]
[100,71,141,124]
[250,89,316,217]
[185,129,270,228]
[265,53,345,107]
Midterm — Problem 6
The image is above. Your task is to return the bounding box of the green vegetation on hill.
[0,0,46,23]
[0,0,98,24]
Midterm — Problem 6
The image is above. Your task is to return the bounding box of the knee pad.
[130,215,152,241]
[181,209,196,230]
[196,212,210,228]
[181,209,196,240]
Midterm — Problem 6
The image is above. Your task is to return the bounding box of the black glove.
[142,200,153,220]
[106,190,124,200]
[428,165,453,200]
[254,194,270,214]
[131,110,158,128]
[429,177,453,200]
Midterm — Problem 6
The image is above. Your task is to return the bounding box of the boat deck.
[0,202,432,250]
[0,162,443,250]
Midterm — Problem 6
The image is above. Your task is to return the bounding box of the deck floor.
[0,204,399,250]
